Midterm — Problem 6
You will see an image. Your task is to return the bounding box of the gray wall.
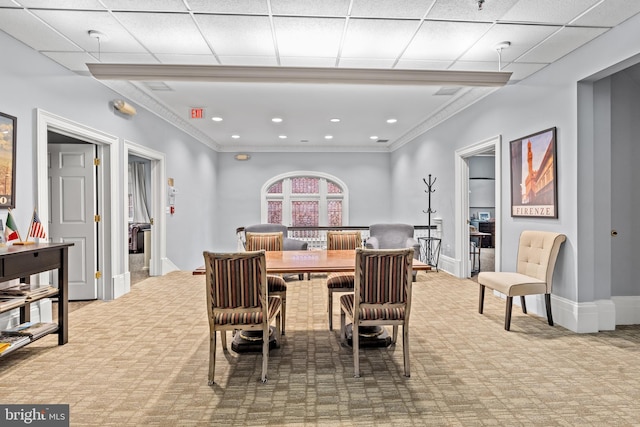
[213,151,390,251]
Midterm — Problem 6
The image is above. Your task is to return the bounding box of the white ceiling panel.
[350,0,431,18]
[0,9,83,51]
[102,0,188,11]
[92,52,159,64]
[518,26,608,63]
[31,10,147,53]
[341,19,419,59]
[427,0,519,22]
[394,59,451,70]
[502,62,548,82]
[403,21,491,61]
[573,0,640,26]
[448,61,498,72]
[216,56,278,66]
[186,0,269,14]
[280,56,337,67]
[274,17,344,57]
[337,58,397,68]
[14,0,105,9]
[500,0,600,25]
[196,15,274,57]
[270,0,350,16]
[42,51,99,72]
[113,12,210,55]
[155,54,220,65]
[459,23,560,62]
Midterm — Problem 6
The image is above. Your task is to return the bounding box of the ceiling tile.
[500,0,601,25]
[95,52,159,63]
[402,21,491,61]
[572,0,640,26]
[350,0,431,18]
[31,10,147,53]
[394,59,451,70]
[270,0,350,16]
[274,17,344,57]
[186,0,269,14]
[280,57,337,67]
[42,51,99,72]
[341,18,419,59]
[501,62,548,82]
[156,54,220,65]
[13,0,105,9]
[458,23,560,63]
[0,9,83,52]
[517,26,608,63]
[113,12,210,54]
[337,58,396,68]
[102,0,188,11]
[217,56,278,66]
[448,61,499,72]
[427,0,519,22]
[196,15,275,57]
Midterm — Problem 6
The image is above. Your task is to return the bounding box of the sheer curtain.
[128,162,150,223]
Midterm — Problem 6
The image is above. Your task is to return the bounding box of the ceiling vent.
[143,81,173,91]
[376,139,389,143]
[434,87,462,96]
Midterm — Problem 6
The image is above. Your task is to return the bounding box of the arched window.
[261,172,349,228]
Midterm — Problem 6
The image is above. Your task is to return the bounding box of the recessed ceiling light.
[386,118,397,124]
[369,136,378,140]
[279,135,287,139]
[300,139,309,143]
[272,117,283,123]
[234,153,250,161]
[324,135,333,140]
[212,116,223,122]
[330,118,341,123]
[231,135,240,139]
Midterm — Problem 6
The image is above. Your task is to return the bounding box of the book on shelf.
[2,322,58,339]
[0,285,57,300]
[0,296,28,311]
[0,334,31,355]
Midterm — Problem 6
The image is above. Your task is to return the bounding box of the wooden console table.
[0,243,73,346]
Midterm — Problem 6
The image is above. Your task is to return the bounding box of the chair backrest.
[245,223,287,236]
[203,251,267,311]
[245,232,283,251]
[327,231,362,250]
[354,248,414,311]
[368,223,415,249]
[516,230,567,291]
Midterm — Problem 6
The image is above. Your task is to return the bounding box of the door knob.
[611,230,618,236]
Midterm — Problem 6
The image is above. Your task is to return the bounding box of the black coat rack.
[421,174,441,270]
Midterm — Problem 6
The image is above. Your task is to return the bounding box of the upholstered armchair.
[478,230,566,331]
[365,224,420,280]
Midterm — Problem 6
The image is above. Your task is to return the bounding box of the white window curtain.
[128,162,150,223]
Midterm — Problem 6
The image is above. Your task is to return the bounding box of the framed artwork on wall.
[0,112,17,209]
[478,212,491,221]
[510,127,558,218]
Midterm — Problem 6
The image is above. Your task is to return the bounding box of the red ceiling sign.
[190,108,204,119]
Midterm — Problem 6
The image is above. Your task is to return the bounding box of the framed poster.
[510,127,558,218]
[0,112,17,208]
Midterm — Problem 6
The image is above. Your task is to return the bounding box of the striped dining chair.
[245,232,288,334]
[203,250,282,385]
[325,231,362,330]
[340,248,414,378]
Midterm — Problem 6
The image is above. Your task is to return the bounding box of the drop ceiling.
[1,0,640,152]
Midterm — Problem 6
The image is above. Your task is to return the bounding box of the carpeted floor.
[2,271,639,426]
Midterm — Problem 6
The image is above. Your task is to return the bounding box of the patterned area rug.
[2,271,639,426]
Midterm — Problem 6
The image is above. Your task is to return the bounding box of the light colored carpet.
[2,271,639,426]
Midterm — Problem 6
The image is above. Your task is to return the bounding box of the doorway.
[455,136,502,279]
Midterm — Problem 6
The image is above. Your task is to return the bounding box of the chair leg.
[353,322,360,378]
[520,296,527,314]
[328,290,334,330]
[208,330,217,385]
[478,285,485,314]
[261,324,269,384]
[545,293,554,326]
[392,325,398,344]
[403,324,410,377]
[505,296,513,331]
[280,293,286,335]
[220,330,227,349]
[340,308,346,342]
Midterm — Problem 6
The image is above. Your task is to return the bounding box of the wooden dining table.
[193,249,431,276]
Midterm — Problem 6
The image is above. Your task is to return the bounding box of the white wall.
[213,151,391,251]
[0,30,217,276]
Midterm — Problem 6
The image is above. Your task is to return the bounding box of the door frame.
[454,135,502,278]
[37,109,119,300]
[124,140,166,281]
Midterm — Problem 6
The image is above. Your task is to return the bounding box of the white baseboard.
[438,254,458,276]
[161,257,180,275]
[112,272,129,300]
[611,296,640,325]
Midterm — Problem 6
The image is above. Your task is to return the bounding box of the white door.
[48,143,98,300]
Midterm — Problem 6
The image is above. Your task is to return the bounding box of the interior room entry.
[48,139,99,300]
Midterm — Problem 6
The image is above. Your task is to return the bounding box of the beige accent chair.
[203,250,282,385]
[477,230,566,331]
[340,248,414,378]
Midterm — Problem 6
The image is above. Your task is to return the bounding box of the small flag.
[29,210,46,239]
[5,211,20,242]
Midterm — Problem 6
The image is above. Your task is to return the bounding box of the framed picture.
[478,212,490,221]
[510,127,558,218]
[0,112,17,209]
